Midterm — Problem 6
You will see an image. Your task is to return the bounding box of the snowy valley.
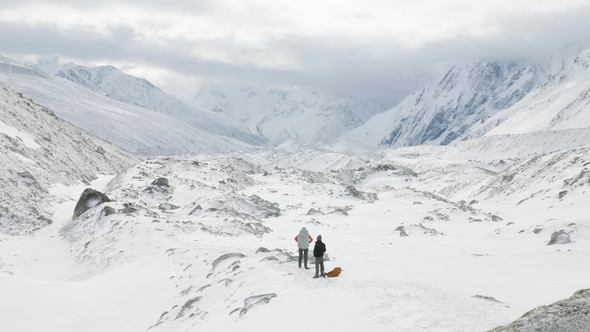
[1,50,590,332]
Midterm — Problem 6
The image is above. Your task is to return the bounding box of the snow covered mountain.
[0,57,257,155]
[32,58,385,147]
[480,50,590,136]
[34,59,265,146]
[342,50,590,150]
[342,61,546,147]
[0,84,135,235]
[191,85,386,145]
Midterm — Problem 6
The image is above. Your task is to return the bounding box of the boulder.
[255,247,270,254]
[490,289,590,331]
[249,195,281,218]
[152,177,170,187]
[345,185,378,202]
[159,203,180,211]
[236,293,277,317]
[73,188,111,219]
[547,230,571,245]
[395,225,409,237]
[100,206,117,217]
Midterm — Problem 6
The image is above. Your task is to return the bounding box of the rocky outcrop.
[345,185,378,202]
[490,289,590,332]
[232,293,277,317]
[547,230,572,245]
[152,177,170,187]
[395,225,409,237]
[159,203,180,211]
[73,188,111,219]
[0,85,134,235]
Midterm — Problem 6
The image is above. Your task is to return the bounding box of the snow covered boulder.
[547,230,571,245]
[159,203,180,211]
[151,177,170,187]
[73,188,111,219]
[345,185,378,202]
[491,288,590,331]
[231,293,277,317]
[395,225,409,237]
[99,206,116,217]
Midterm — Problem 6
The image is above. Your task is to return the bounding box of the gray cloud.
[1,1,590,105]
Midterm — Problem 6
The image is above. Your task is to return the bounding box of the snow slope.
[0,59,257,155]
[485,50,590,136]
[35,59,264,146]
[191,85,386,145]
[1,139,588,331]
[33,58,384,147]
[0,84,135,235]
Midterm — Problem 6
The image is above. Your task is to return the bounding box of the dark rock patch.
[152,177,170,187]
[232,293,278,317]
[100,206,117,217]
[73,188,111,219]
[256,247,270,254]
[211,253,246,271]
[159,203,180,211]
[175,296,201,320]
[395,225,409,237]
[547,230,571,245]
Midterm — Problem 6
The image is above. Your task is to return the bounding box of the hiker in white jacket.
[294,227,313,269]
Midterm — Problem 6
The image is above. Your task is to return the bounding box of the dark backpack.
[313,241,326,257]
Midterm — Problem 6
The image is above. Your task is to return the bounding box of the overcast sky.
[1,0,590,105]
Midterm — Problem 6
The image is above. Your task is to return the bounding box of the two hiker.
[294,227,327,278]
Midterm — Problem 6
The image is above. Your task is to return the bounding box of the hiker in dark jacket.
[313,235,326,278]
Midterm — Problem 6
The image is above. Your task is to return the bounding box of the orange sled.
[325,267,342,278]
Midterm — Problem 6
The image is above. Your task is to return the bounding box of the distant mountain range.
[1,50,589,156]
[341,50,590,152]
[32,57,386,149]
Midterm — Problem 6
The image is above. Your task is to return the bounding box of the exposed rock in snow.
[547,230,572,245]
[473,295,507,306]
[211,253,247,271]
[395,225,409,237]
[151,177,170,187]
[410,223,445,236]
[158,203,180,211]
[207,194,281,220]
[233,293,278,317]
[473,146,590,207]
[345,185,377,202]
[73,188,111,219]
[491,289,590,332]
[100,206,117,217]
[307,206,351,216]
